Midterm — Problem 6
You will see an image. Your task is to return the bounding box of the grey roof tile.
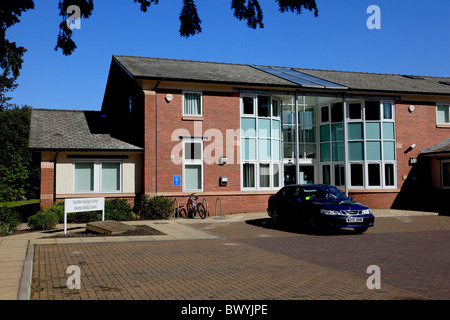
[113,55,450,95]
[420,138,450,155]
[28,109,142,152]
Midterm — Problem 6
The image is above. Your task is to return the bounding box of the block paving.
[29,215,450,301]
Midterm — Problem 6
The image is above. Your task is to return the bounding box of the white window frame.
[240,94,283,191]
[73,160,122,194]
[436,103,450,125]
[182,91,203,117]
[182,139,204,192]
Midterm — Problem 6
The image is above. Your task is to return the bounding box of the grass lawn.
[3,199,39,208]
[1,199,40,222]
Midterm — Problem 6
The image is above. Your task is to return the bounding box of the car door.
[281,187,304,219]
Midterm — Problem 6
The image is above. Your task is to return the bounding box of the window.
[183,140,203,191]
[183,92,202,116]
[74,162,94,192]
[442,161,450,188]
[74,161,122,193]
[437,104,450,124]
[349,103,362,120]
[101,162,121,192]
[241,95,282,190]
[345,100,396,189]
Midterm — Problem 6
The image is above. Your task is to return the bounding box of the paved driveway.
[30,214,450,301]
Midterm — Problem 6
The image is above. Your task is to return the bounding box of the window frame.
[182,139,204,192]
[73,160,122,194]
[436,103,450,125]
[240,94,283,191]
[182,91,203,117]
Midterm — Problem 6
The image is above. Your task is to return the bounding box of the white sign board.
[64,197,105,234]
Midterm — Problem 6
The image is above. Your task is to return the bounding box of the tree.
[0,105,39,201]
[0,0,318,102]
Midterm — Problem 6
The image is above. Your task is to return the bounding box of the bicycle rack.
[215,197,223,218]
[173,198,180,219]
[202,197,209,217]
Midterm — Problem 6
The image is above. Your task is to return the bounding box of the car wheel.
[354,226,368,233]
[271,209,281,225]
[307,216,321,233]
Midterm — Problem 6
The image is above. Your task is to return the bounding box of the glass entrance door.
[299,165,315,185]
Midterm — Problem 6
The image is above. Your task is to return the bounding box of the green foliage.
[105,198,134,221]
[0,105,39,201]
[134,194,173,220]
[0,205,21,236]
[27,210,59,231]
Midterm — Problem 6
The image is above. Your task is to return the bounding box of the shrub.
[134,195,173,220]
[105,198,134,221]
[27,210,59,230]
[0,205,21,236]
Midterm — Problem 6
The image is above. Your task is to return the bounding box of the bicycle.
[186,193,206,219]
[173,204,187,218]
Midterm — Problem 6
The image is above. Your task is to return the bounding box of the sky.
[6,0,450,111]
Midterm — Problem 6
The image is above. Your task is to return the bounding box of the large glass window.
[241,95,282,190]
[346,100,396,188]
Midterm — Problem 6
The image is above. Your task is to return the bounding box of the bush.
[27,210,59,230]
[105,198,134,221]
[0,205,21,236]
[134,195,173,220]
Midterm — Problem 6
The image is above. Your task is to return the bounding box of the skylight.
[403,75,425,80]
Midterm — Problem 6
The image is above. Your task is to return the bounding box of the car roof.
[284,184,334,188]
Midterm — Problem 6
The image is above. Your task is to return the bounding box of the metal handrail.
[215,197,223,217]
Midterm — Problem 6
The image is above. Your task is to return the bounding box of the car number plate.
[346,217,364,223]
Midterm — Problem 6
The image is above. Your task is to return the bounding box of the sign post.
[64,197,105,234]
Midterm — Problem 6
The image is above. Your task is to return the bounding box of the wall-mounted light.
[409,157,418,166]
[165,94,173,102]
[408,105,415,113]
[404,144,416,154]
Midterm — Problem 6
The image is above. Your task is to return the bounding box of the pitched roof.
[113,55,296,87]
[420,138,450,155]
[113,55,450,95]
[28,109,143,152]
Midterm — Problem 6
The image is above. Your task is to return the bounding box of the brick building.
[29,56,450,214]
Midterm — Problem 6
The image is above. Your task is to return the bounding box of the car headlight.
[361,209,371,215]
[320,209,342,216]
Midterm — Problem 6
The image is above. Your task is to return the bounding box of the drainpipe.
[295,91,300,184]
[343,94,349,197]
[53,151,59,204]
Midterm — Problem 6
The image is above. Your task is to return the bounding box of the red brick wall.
[40,160,55,210]
[146,90,242,194]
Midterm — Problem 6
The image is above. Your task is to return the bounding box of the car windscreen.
[302,186,347,201]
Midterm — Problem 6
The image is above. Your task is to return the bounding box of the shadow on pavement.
[244,218,365,236]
